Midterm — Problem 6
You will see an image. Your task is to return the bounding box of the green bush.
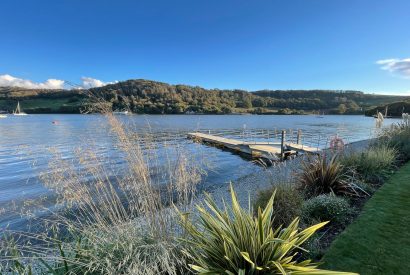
[297,155,359,197]
[253,183,303,229]
[179,185,357,274]
[341,144,396,185]
[302,194,353,226]
[302,232,328,261]
[383,123,410,162]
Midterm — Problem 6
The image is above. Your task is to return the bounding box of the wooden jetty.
[187,130,320,161]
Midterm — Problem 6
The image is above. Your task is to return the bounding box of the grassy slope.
[0,98,82,113]
[322,162,410,274]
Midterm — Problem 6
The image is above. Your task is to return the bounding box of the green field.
[322,162,410,274]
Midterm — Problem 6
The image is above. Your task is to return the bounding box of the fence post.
[297,129,302,144]
[280,130,286,160]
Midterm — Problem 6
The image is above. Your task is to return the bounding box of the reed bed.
[0,107,206,274]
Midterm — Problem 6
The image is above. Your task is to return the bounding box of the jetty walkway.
[187,131,320,161]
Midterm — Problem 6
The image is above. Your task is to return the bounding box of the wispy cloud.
[0,74,115,89]
[0,74,65,89]
[376,58,410,78]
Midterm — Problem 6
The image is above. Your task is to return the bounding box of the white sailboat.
[316,110,324,118]
[13,101,27,116]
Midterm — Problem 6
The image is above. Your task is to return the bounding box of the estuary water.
[0,114,401,230]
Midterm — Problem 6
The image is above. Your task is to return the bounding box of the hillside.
[364,100,410,117]
[1,79,408,114]
[0,86,86,113]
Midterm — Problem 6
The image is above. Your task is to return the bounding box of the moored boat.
[113,110,130,115]
[13,101,27,116]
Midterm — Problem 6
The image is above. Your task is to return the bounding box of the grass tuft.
[253,182,303,229]
[297,154,359,197]
[341,144,396,185]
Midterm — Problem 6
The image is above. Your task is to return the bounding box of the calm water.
[0,114,400,229]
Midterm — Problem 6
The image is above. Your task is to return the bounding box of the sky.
[0,0,409,94]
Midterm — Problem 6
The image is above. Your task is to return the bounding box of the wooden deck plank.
[244,141,282,145]
[187,132,319,161]
[286,143,320,153]
[187,132,243,145]
[248,145,282,154]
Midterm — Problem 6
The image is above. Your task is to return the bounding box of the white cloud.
[80,77,107,88]
[0,74,65,89]
[0,74,115,89]
[79,77,117,89]
[376,58,410,78]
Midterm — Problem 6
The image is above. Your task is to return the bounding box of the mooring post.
[280,130,286,160]
[297,129,302,144]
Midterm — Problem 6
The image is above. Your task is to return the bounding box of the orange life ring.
[330,136,344,150]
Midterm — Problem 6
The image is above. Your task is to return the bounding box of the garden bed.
[322,162,410,274]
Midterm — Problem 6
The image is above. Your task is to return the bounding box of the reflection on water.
[0,114,400,229]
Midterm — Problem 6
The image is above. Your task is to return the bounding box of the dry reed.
[1,102,206,274]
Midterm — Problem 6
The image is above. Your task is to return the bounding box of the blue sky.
[0,0,409,94]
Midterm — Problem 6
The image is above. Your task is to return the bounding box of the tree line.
[1,79,408,114]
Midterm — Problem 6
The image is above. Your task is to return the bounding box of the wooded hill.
[0,79,408,114]
[364,100,410,117]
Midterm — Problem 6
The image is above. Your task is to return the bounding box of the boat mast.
[14,101,22,114]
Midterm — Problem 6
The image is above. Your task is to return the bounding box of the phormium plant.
[297,154,359,198]
[178,184,357,274]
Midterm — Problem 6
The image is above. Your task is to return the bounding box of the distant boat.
[13,101,27,116]
[113,110,130,115]
[316,111,325,118]
[0,114,7,119]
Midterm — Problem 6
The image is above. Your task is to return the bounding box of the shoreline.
[195,138,373,209]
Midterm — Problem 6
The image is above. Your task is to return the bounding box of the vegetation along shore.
[2,0,410,274]
[1,79,409,115]
[1,107,410,274]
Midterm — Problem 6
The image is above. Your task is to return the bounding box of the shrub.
[302,232,327,261]
[297,155,358,197]
[341,144,396,185]
[302,194,353,226]
[179,185,357,274]
[382,123,410,162]
[253,182,303,229]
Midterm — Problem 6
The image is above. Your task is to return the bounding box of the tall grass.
[340,144,396,185]
[379,122,410,162]
[253,182,303,229]
[1,109,204,274]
